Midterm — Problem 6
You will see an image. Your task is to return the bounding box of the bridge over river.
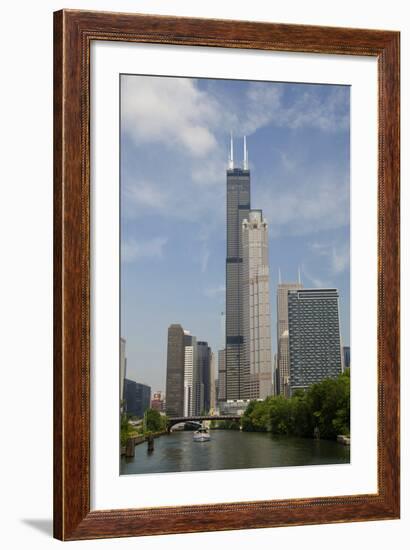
[167,415,240,432]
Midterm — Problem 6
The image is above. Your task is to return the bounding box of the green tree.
[268,396,295,435]
[241,370,350,440]
[145,408,167,432]
[120,413,131,446]
[306,370,350,439]
[292,392,313,437]
[241,400,259,431]
[242,399,270,432]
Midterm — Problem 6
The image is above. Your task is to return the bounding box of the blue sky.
[120,75,350,391]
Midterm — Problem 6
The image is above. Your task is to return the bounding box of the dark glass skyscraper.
[124,378,137,416]
[225,136,251,400]
[165,324,185,417]
[134,382,151,417]
[124,379,151,417]
[196,341,212,414]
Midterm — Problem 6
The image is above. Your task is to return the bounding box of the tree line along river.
[120,429,350,476]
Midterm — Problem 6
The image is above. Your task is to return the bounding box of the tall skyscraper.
[165,324,185,417]
[242,210,273,399]
[166,324,213,417]
[183,332,197,416]
[277,281,303,397]
[195,341,212,414]
[288,288,343,394]
[225,135,251,400]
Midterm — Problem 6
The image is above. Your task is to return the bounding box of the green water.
[120,430,350,475]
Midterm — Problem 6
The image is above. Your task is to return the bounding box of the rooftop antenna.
[228,132,234,169]
[243,136,248,170]
[278,268,282,284]
[298,266,302,285]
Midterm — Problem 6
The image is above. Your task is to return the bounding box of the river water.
[120,430,350,475]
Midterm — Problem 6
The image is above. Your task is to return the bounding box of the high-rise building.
[123,378,137,416]
[135,383,151,417]
[124,379,151,417]
[166,324,213,417]
[165,324,185,417]
[277,281,303,397]
[242,210,273,399]
[225,135,251,400]
[288,288,343,394]
[195,341,212,414]
[120,337,127,408]
[343,346,351,370]
[183,332,197,416]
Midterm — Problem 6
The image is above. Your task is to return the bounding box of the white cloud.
[122,77,349,165]
[259,173,349,237]
[121,76,219,157]
[121,237,168,263]
[242,83,349,134]
[282,87,349,131]
[240,84,283,134]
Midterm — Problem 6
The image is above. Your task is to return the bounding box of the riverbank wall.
[121,430,167,456]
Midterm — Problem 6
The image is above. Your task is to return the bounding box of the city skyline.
[165,324,213,417]
[121,75,350,391]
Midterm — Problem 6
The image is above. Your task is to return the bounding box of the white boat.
[193,427,211,442]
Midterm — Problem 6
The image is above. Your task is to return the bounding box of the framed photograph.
[54,9,400,540]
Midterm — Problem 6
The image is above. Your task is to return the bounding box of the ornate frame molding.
[54,9,400,540]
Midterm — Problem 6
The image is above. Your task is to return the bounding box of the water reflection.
[121,430,350,475]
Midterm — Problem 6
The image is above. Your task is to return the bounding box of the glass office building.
[288,288,343,394]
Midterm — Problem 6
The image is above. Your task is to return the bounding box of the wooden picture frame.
[53,9,400,541]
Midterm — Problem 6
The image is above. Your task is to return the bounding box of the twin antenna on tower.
[228,132,249,170]
[278,267,302,285]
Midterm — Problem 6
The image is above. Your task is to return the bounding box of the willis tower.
[224,135,251,400]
